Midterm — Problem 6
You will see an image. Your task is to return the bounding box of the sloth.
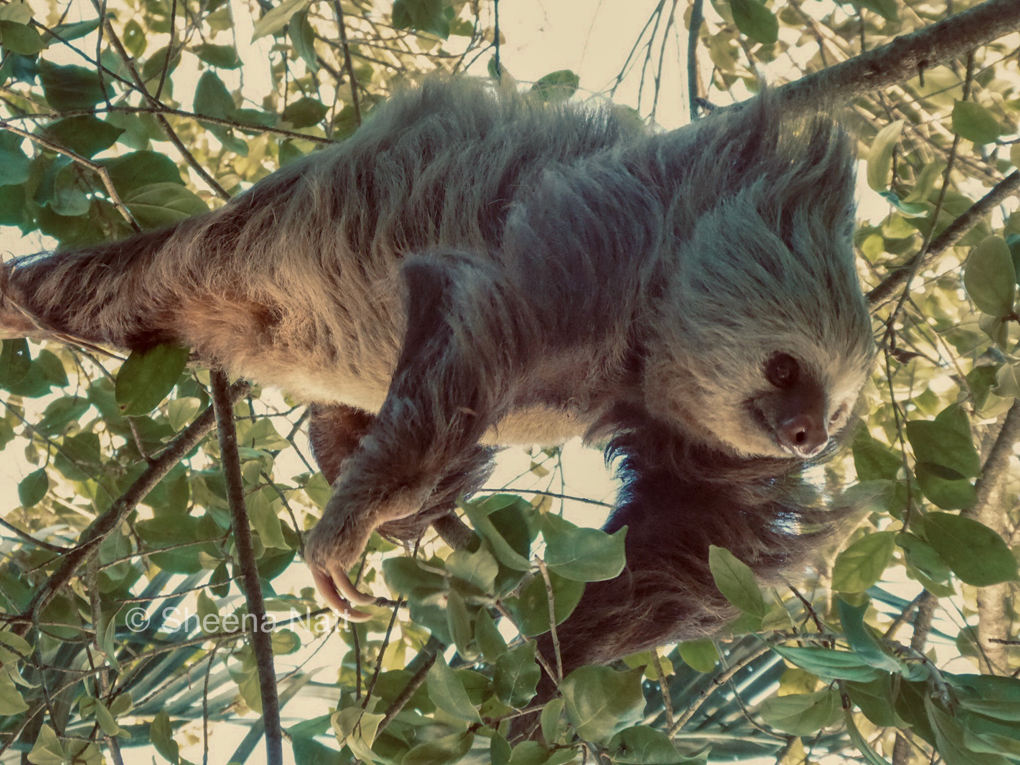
[0,79,873,675]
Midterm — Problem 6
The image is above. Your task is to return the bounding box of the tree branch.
[775,0,1020,114]
[962,400,1020,674]
[868,171,1020,306]
[211,370,282,765]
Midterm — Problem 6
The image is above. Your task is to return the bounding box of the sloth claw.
[312,568,375,622]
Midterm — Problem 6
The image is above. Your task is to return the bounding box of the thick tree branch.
[775,0,1020,114]
[211,370,282,765]
[962,400,1020,674]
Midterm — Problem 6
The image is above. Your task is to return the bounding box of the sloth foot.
[306,483,433,621]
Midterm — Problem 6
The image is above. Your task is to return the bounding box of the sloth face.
[643,340,868,461]
[745,351,860,459]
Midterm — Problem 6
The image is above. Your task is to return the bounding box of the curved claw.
[332,568,379,606]
[312,569,374,622]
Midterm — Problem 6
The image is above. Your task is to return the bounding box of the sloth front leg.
[306,253,524,619]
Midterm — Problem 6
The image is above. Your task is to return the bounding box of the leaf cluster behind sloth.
[0,79,874,673]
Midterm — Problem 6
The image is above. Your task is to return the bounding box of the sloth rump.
[1,79,873,674]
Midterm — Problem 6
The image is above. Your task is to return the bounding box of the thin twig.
[536,559,562,683]
[0,120,139,230]
[334,1,362,127]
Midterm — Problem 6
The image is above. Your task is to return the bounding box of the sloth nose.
[778,414,828,458]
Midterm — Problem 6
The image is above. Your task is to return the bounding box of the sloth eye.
[830,403,847,423]
[765,353,799,388]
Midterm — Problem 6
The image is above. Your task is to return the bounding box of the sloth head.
[644,106,874,460]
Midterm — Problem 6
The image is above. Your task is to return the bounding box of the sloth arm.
[305,250,543,618]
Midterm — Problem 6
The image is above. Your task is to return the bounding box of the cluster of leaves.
[3,0,1020,763]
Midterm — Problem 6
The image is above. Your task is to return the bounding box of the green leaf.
[906,419,980,478]
[382,556,447,595]
[561,666,645,744]
[541,698,566,745]
[95,701,122,736]
[770,644,881,682]
[149,710,179,764]
[125,182,209,229]
[0,675,27,716]
[116,344,189,415]
[845,709,894,765]
[167,396,201,431]
[851,0,898,20]
[141,45,182,83]
[193,43,241,69]
[760,688,842,736]
[252,0,311,40]
[965,236,1016,316]
[446,544,499,592]
[505,570,584,637]
[194,71,236,119]
[0,3,33,23]
[403,732,474,765]
[898,532,953,587]
[42,116,124,159]
[247,489,288,549]
[333,705,385,762]
[955,674,1020,721]
[837,598,907,674]
[474,608,507,662]
[678,639,719,672]
[926,697,1012,765]
[494,641,540,708]
[446,588,474,658]
[952,100,1003,145]
[608,725,698,764]
[43,18,100,43]
[544,523,626,582]
[289,11,318,70]
[28,724,65,765]
[531,70,580,103]
[0,21,44,55]
[122,18,146,57]
[282,97,329,128]
[391,0,451,38]
[104,151,184,194]
[846,676,908,728]
[18,468,48,507]
[708,545,766,617]
[38,61,107,110]
[924,512,1019,587]
[0,339,32,390]
[832,531,896,592]
[462,497,532,571]
[904,158,947,203]
[38,396,89,435]
[866,120,904,191]
[426,653,482,722]
[915,462,977,510]
[730,0,778,44]
[491,735,512,765]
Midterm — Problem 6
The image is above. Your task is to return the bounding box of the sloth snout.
[778,414,829,458]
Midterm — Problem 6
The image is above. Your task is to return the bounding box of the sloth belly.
[481,406,590,447]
